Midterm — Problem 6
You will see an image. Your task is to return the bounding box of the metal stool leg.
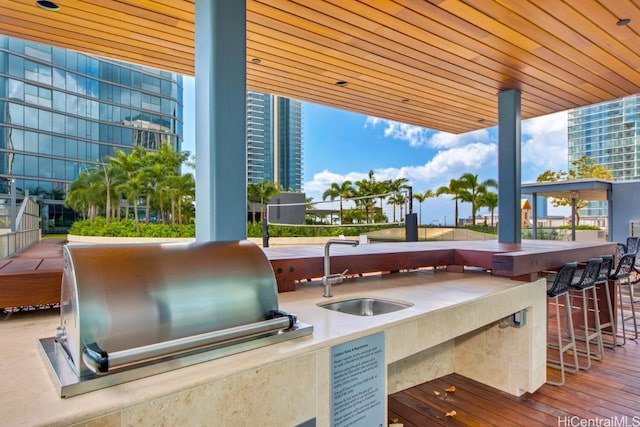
[597,280,618,348]
[619,278,639,345]
[573,286,604,369]
[547,293,578,385]
[564,293,579,372]
[589,286,605,362]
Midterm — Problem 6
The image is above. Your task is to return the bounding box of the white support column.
[194,0,247,242]
[498,89,522,244]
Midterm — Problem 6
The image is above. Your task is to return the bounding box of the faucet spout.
[323,238,359,297]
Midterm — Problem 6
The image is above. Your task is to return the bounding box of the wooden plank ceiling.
[3,0,640,134]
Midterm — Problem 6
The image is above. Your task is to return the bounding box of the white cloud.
[521,111,568,172]
[427,128,491,149]
[306,111,571,221]
[303,142,497,202]
[303,169,368,200]
[365,117,429,147]
[365,116,492,149]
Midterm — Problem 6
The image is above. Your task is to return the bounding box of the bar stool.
[596,255,617,348]
[547,261,578,386]
[612,253,638,345]
[627,236,640,255]
[569,257,603,370]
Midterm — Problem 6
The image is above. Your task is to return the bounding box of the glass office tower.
[0,36,183,230]
[567,94,640,216]
[246,90,303,192]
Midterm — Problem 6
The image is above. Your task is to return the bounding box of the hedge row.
[69,218,195,238]
[69,218,403,238]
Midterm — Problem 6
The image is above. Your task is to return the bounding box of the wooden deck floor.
[389,322,640,425]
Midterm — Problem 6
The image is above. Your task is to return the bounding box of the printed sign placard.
[330,332,385,427]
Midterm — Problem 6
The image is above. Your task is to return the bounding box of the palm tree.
[136,144,183,224]
[67,143,192,231]
[413,189,435,225]
[65,170,99,219]
[118,176,144,233]
[436,178,464,227]
[479,191,498,227]
[387,177,409,222]
[166,173,195,234]
[109,147,145,220]
[374,179,390,215]
[459,173,498,225]
[64,169,106,221]
[355,171,379,223]
[100,162,124,225]
[388,192,406,220]
[322,180,354,225]
[248,181,280,223]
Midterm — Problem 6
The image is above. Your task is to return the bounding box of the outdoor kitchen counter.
[0,270,546,426]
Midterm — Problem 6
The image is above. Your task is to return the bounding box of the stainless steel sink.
[319,297,412,316]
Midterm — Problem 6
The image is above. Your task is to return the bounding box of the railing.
[0,195,41,258]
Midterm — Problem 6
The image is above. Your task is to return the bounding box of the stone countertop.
[0,269,538,426]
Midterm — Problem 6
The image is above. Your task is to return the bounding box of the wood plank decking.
[389,322,640,425]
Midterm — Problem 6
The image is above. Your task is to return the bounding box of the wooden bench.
[0,270,62,309]
[0,253,64,309]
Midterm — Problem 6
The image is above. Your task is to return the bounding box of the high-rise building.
[0,36,183,230]
[567,94,640,216]
[246,91,303,192]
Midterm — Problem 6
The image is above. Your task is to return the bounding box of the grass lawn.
[42,234,67,239]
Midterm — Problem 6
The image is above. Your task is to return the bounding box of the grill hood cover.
[39,240,312,397]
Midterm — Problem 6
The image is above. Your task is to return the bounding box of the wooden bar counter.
[264,240,616,292]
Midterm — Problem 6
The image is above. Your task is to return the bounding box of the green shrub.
[69,217,195,238]
[463,225,498,235]
[521,228,559,240]
[557,225,601,230]
[247,222,403,238]
[70,218,400,239]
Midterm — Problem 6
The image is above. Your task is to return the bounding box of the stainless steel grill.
[39,240,312,397]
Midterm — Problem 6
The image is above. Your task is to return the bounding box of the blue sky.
[182,77,569,224]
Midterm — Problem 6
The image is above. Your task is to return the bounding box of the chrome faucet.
[322,238,359,297]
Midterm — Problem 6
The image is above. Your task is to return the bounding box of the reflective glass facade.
[246,90,302,191]
[0,36,183,228]
[568,94,640,216]
[276,96,303,192]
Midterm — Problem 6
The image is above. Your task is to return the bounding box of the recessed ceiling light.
[36,0,60,11]
[335,81,348,87]
[617,18,631,26]
[251,58,261,64]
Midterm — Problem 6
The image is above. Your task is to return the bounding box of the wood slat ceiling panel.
[246,43,498,123]
[1,0,639,134]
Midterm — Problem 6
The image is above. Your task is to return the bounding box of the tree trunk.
[471,202,476,225]
[105,186,111,225]
[145,196,150,224]
[134,200,140,233]
[178,198,183,236]
[170,197,176,225]
[454,200,459,227]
